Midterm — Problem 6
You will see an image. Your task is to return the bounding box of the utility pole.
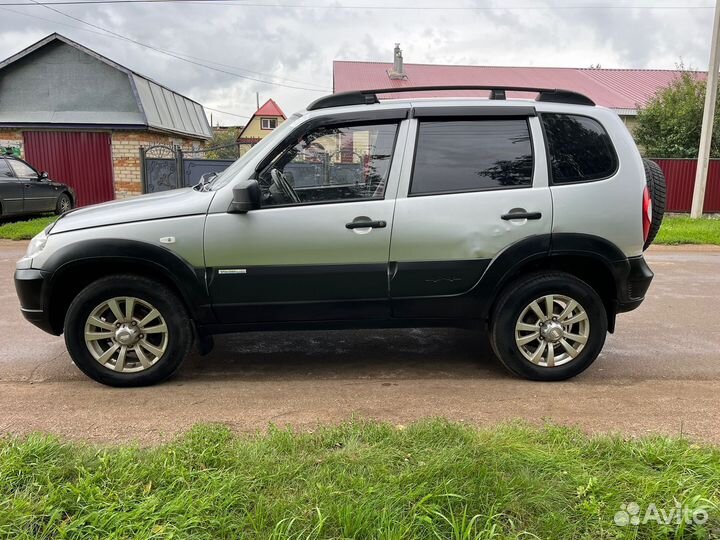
[256,92,260,110]
[692,0,720,218]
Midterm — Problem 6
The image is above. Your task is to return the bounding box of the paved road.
[1,240,719,444]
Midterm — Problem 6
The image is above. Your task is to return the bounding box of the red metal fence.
[652,158,720,213]
[23,131,115,207]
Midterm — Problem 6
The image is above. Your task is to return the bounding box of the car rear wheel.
[56,193,72,215]
[64,275,193,387]
[490,272,607,381]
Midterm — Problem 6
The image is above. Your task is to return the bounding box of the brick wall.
[111,131,203,199]
[0,129,24,157]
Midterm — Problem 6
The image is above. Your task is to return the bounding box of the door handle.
[501,211,542,220]
[346,219,387,229]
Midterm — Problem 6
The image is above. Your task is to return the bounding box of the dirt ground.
[1,240,719,445]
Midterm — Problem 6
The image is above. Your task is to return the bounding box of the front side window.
[258,122,398,207]
[8,159,38,179]
[410,119,533,196]
[0,159,13,178]
[541,113,618,183]
[261,118,278,130]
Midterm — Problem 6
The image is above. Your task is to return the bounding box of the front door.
[0,158,23,215]
[388,114,553,318]
[204,119,407,323]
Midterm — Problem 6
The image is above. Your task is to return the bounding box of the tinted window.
[260,122,398,206]
[541,113,617,183]
[0,159,13,178]
[410,119,533,196]
[8,159,38,179]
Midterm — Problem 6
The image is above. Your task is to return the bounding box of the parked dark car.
[0,156,75,217]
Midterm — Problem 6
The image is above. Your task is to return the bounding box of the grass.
[0,216,56,241]
[0,420,719,539]
[655,215,720,245]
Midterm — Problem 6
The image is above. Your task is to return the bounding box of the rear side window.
[410,119,533,196]
[541,113,618,183]
[0,159,13,178]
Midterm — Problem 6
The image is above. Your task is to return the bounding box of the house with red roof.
[333,45,704,131]
[236,98,286,155]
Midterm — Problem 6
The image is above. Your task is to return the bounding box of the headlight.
[25,225,52,258]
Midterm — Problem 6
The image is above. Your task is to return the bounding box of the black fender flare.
[41,239,214,328]
[474,233,629,320]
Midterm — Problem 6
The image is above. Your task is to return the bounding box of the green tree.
[635,72,720,158]
[205,127,241,159]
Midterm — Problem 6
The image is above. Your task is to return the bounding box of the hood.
[52,188,215,234]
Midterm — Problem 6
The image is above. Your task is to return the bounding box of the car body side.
[15,98,651,341]
[0,156,75,216]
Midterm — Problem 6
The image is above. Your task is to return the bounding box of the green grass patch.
[1,420,719,539]
[655,215,720,245]
[0,216,57,241]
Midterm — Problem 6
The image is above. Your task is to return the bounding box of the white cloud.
[0,0,714,125]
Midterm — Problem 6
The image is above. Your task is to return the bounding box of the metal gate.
[141,144,235,193]
[24,131,115,206]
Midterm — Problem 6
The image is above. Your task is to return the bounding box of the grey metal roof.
[0,33,212,140]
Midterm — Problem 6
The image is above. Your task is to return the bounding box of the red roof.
[254,98,286,119]
[333,61,706,112]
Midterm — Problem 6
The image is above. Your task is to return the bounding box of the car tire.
[64,275,193,387]
[642,158,666,250]
[490,272,607,381]
[55,193,73,215]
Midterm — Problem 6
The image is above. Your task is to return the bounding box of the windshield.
[208,113,303,191]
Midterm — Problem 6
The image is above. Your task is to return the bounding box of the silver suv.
[14,86,665,387]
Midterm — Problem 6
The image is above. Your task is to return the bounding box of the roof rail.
[306,85,595,111]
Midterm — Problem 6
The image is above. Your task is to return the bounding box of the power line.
[5,2,329,89]
[203,105,251,119]
[0,0,714,7]
[20,0,330,91]
[3,3,310,118]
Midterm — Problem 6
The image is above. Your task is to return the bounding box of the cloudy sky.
[0,0,714,125]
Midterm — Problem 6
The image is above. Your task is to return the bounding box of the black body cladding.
[15,233,652,336]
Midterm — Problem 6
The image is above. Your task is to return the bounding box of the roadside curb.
[0,239,28,247]
[649,244,720,252]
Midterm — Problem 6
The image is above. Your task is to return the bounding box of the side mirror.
[228,179,261,214]
[39,171,49,180]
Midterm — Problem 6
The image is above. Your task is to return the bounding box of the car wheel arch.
[477,233,626,332]
[41,239,214,334]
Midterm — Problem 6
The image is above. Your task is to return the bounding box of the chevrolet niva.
[14,86,665,386]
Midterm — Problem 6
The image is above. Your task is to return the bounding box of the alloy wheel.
[84,296,169,373]
[514,294,590,368]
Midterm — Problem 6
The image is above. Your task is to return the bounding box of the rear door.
[0,158,23,215]
[388,109,553,318]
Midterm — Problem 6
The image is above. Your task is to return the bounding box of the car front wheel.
[490,272,607,381]
[64,275,193,387]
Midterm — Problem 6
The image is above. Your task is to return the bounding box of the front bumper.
[14,269,56,334]
[614,255,654,313]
